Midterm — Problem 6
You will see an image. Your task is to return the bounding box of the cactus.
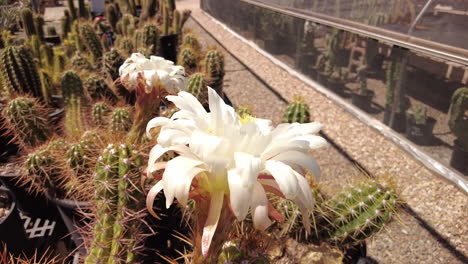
[138,24,159,56]
[62,71,86,138]
[60,13,72,40]
[39,71,52,104]
[236,105,253,118]
[84,74,118,102]
[326,180,398,246]
[1,96,51,147]
[139,0,157,22]
[161,4,170,35]
[111,108,132,134]
[21,8,36,38]
[23,145,63,195]
[116,36,135,56]
[0,46,43,99]
[178,47,197,73]
[67,0,77,20]
[105,4,119,32]
[186,72,207,105]
[34,15,45,40]
[52,48,66,84]
[203,49,225,96]
[406,104,427,125]
[92,102,111,127]
[170,10,181,35]
[449,87,468,151]
[70,53,93,70]
[84,143,144,264]
[29,35,42,62]
[40,44,54,69]
[80,24,104,62]
[78,0,87,19]
[182,33,201,52]
[282,99,311,124]
[103,49,125,81]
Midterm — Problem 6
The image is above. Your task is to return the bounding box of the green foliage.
[406,104,427,125]
[1,96,51,147]
[92,102,111,127]
[0,46,43,99]
[111,108,132,134]
[282,99,311,123]
[21,8,36,38]
[84,74,118,102]
[80,24,104,62]
[187,72,207,104]
[449,87,468,150]
[204,49,225,96]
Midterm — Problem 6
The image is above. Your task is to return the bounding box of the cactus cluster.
[84,143,144,264]
[136,24,159,56]
[282,99,311,123]
[203,49,225,96]
[449,87,468,151]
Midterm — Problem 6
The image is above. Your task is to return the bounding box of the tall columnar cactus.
[92,102,111,128]
[62,71,86,138]
[80,24,104,62]
[0,46,42,99]
[61,12,72,40]
[326,180,398,246]
[103,49,125,81]
[52,48,66,83]
[139,0,157,22]
[84,143,143,264]
[1,96,51,147]
[111,108,132,134]
[84,75,118,102]
[105,4,119,32]
[449,87,468,151]
[21,8,36,38]
[177,47,197,73]
[187,72,207,104]
[282,99,311,123]
[78,0,88,19]
[67,0,77,21]
[116,37,134,56]
[203,49,225,96]
[29,35,42,61]
[34,15,45,40]
[40,44,54,69]
[171,10,181,35]
[39,71,52,104]
[138,24,159,56]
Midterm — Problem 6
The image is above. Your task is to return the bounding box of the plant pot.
[351,90,374,112]
[328,78,344,94]
[383,108,406,133]
[450,139,468,174]
[316,72,328,86]
[159,34,178,63]
[405,116,436,145]
[343,242,367,264]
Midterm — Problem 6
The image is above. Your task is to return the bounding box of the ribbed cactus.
[327,180,398,246]
[67,141,92,176]
[62,71,86,138]
[92,102,111,128]
[182,33,201,52]
[171,10,181,35]
[103,49,125,81]
[282,99,311,124]
[23,146,63,195]
[84,143,143,264]
[70,53,93,70]
[178,47,198,73]
[111,108,132,134]
[139,0,157,22]
[34,15,45,40]
[40,44,54,69]
[187,72,207,104]
[449,87,468,151]
[105,4,119,32]
[80,24,103,62]
[138,24,159,55]
[21,8,36,38]
[52,48,66,84]
[61,12,72,40]
[84,74,118,102]
[29,35,42,61]
[1,96,51,147]
[203,49,225,96]
[0,46,42,99]
[39,71,52,104]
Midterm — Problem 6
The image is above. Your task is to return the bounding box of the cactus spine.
[21,8,36,38]
[92,102,111,128]
[1,96,51,147]
[84,143,143,264]
[449,87,468,151]
[203,49,225,96]
[138,24,159,56]
[111,108,132,134]
[0,46,43,99]
[62,71,86,138]
[80,24,104,62]
[187,73,207,104]
[23,145,63,195]
[177,47,197,73]
[282,99,311,123]
[67,0,77,20]
[84,74,118,102]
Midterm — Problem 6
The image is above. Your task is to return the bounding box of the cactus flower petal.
[202,190,224,257]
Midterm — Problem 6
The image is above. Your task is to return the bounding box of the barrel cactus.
[282,99,311,123]
[449,87,468,151]
[204,49,225,96]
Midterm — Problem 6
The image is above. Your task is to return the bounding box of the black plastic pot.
[405,116,436,145]
[450,139,468,174]
[44,36,61,45]
[383,108,406,133]
[159,34,179,63]
[343,242,367,264]
[316,72,328,86]
[327,78,344,94]
[351,91,374,112]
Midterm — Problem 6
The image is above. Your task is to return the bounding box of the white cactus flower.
[145,87,327,256]
[119,53,187,93]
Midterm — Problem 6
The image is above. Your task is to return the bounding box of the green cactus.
[92,102,111,128]
[29,35,42,62]
[1,96,51,147]
[61,13,72,40]
[327,180,398,246]
[161,4,170,35]
[80,24,104,62]
[84,74,118,102]
[218,241,270,264]
[70,53,93,70]
[52,48,66,84]
[40,44,54,69]
[406,104,427,125]
[67,0,77,20]
[236,105,253,118]
[449,87,468,151]
[23,146,63,195]
[178,47,198,73]
[116,36,135,56]
[139,0,157,22]
[204,49,225,96]
[34,15,45,40]
[182,33,201,52]
[138,24,159,56]
[21,8,36,38]
[62,71,86,138]
[78,0,88,19]
[103,49,125,81]
[66,140,93,175]
[111,108,132,134]
[187,72,207,104]
[39,71,52,104]
[0,46,43,99]
[105,4,119,32]
[171,10,181,35]
[84,143,143,264]
[282,99,311,123]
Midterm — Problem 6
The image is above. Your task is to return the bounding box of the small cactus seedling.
[449,87,468,151]
[111,108,132,134]
[84,74,118,102]
[92,102,111,127]
[1,96,51,147]
[326,180,398,246]
[79,24,103,62]
[282,99,311,123]
[178,47,198,73]
[203,49,225,96]
[187,73,207,105]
